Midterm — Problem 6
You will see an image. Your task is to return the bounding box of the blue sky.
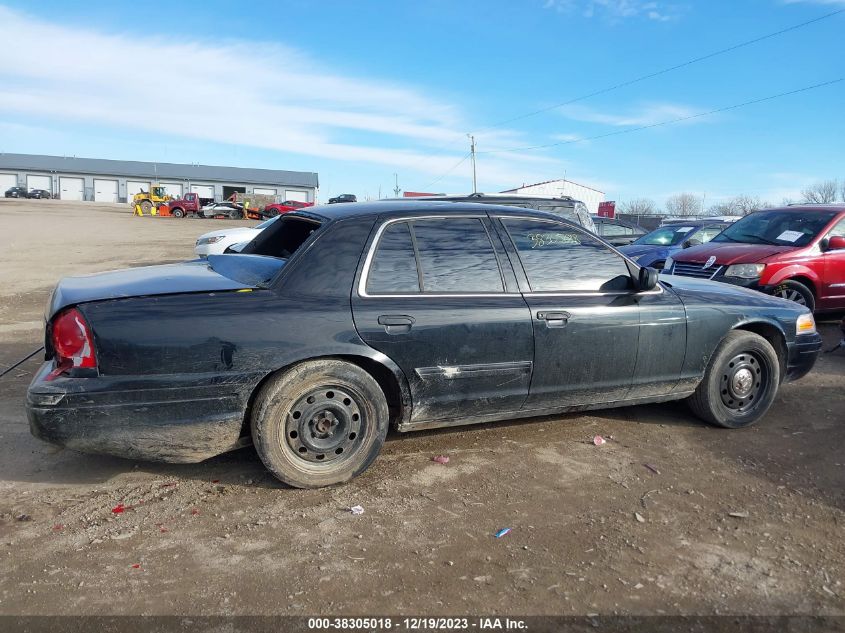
[0,0,842,207]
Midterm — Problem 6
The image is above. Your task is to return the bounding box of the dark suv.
[4,186,27,198]
[396,193,597,233]
[328,194,357,204]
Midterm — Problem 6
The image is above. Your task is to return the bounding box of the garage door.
[93,179,118,202]
[59,177,84,201]
[126,181,151,200]
[253,187,276,195]
[27,175,52,193]
[0,173,17,192]
[190,184,215,199]
[285,190,309,202]
[160,182,183,198]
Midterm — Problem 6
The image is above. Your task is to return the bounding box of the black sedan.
[27,202,822,488]
[27,189,51,199]
[4,186,27,198]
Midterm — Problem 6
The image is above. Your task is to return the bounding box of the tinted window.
[601,222,632,236]
[367,222,420,293]
[502,219,632,292]
[412,218,504,293]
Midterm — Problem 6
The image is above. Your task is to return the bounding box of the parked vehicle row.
[663,205,845,312]
[28,200,822,489]
[4,186,52,199]
[620,219,735,269]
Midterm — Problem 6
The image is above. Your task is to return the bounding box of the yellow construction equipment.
[132,184,172,215]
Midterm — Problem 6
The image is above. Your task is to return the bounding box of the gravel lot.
[0,199,843,617]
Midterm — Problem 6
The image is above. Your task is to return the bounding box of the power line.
[409,8,843,176]
[473,8,844,134]
[421,153,471,190]
[477,77,843,155]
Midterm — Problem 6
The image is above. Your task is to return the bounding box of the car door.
[352,214,534,424]
[820,217,845,309]
[495,216,685,408]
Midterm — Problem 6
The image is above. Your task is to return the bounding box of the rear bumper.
[26,362,248,463]
[784,333,822,382]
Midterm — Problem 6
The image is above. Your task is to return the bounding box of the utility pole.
[393,173,400,197]
[468,134,477,193]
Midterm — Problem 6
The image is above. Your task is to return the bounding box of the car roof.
[301,199,576,222]
[770,204,845,213]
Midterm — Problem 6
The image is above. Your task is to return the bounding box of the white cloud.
[544,0,677,21]
[0,4,554,187]
[556,102,702,127]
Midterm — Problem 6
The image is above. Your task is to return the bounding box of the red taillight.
[48,308,96,378]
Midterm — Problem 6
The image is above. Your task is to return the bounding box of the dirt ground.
[0,198,843,617]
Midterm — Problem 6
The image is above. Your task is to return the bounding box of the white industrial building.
[501,178,605,214]
[0,153,318,204]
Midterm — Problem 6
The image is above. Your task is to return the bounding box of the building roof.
[0,153,318,188]
[501,178,604,195]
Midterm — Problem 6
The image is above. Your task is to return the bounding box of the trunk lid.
[47,255,285,318]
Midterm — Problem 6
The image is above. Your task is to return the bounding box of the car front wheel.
[771,280,815,312]
[251,360,389,488]
[687,330,780,429]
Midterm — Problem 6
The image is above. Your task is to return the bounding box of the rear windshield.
[634,225,700,246]
[239,214,322,258]
[205,254,287,287]
[712,210,836,247]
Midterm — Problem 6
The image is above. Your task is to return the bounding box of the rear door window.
[366,222,420,293]
[411,218,504,293]
[365,217,505,294]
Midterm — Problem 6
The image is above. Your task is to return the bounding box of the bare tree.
[665,193,703,216]
[619,198,658,216]
[801,180,838,204]
[709,195,770,216]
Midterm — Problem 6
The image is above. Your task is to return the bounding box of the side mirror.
[682,238,702,249]
[827,236,845,251]
[638,266,659,291]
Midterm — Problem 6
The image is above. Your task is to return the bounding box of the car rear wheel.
[687,330,780,429]
[251,360,389,488]
[771,280,815,312]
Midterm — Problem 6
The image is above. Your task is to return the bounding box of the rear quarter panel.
[78,215,404,416]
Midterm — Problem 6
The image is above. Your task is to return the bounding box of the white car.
[194,216,278,257]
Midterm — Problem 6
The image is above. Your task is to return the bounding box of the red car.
[664,205,845,312]
[260,200,313,218]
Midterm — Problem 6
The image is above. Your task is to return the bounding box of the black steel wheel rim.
[720,351,766,411]
[284,386,364,464]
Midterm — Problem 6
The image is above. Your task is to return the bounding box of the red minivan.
[664,205,845,312]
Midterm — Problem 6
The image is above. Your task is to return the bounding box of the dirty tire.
[687,330,780,429]
[251,360,388,488]
[228,208,242,220]
[171,207,184,218]
[140,200,153,213]
[771,280,815,312]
